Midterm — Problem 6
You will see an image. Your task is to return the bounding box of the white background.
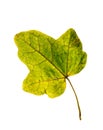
[0,0,103,129]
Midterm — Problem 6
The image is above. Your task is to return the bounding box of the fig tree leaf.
[14,28,87,120]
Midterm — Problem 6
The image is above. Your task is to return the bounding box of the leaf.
[14,28,87,120]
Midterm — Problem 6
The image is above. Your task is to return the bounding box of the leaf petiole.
[66,77,81,120]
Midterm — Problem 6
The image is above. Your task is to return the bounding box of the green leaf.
[14,28,87,120]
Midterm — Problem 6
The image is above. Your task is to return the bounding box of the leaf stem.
[66,77,81,120]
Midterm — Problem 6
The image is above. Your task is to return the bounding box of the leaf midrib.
[25,39,67,78]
